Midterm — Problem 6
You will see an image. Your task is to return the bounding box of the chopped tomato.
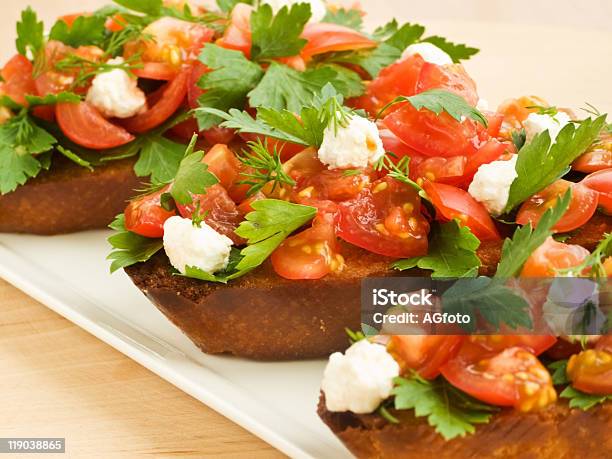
[384,102,480,158]
[239,132,305,161]
[354,55,425,115]
[58,13,85,27]
[176,184,244,244]
[422,181,501,241]
[484,112,504,138]
[121,67,189,133]
[133,62,178,81]
[295,169,371,203]
[388,335,464,379]
[202,125,236,145]
[604,257,612,276]
[282,147,325,182]
[271,214,343,279]
[105,13,126,32]
[469,335,557,356]
[516,180,599,233]
[567,349,612,395]
[202,144,241,190]
[441,343,557,410]
[125,17,214,68]
[416,62,478,107]
[596,336,612,353]
[463,139,508,181]
[124,187,176,238]
[300,23,376,61]
[582,168,612,214]
[415,156,467,186]
[337,176,429,258]
[278,55,306,71]
[0,54,37,105]
[573,132,612,173]
[521,237,589,277]
[187,60,208,108]
[217,3,252,57]
[55,101,135,149]
[237,191,265,214]
[497,95,550,130]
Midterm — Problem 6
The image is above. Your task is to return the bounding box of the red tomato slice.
[441,343,557,410]
[271,214,342,280]
[416,62,478,106]
[516,180,599,233]
[484,112,504,138]
[121,67,189,133]
[468,335,557,356]
[295,169,371,203]
[384,102,480,158]
[176,184,244,244]
[124,187,176,238]
[463,139,508,181]
[355,55,425,115]
[202,144,241,190]
[337,176,430,258]
[0,54,37,105]
[567,349,612,395]
[388,335,464,379]
[582,168,612,214]
[133,62,178,81]
[217,3,253,57]
[416,156,467,186]
[573,133,612,174]
[422,181,501,241]
[300,23,376,61]
[521,237,590,277]
[56,102,135,149]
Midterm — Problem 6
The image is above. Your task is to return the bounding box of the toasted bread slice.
[124,214,611,360]
[0,155,142,235]
[317,393,611,459]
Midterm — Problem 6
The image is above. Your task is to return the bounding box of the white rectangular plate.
[0,231,351,459]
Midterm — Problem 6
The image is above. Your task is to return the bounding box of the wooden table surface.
[1,1,611,458]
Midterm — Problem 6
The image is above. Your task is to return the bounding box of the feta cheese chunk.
[263,0,327,23]
[523,111,571,143]
[476,98,489,112]
[86,58,146,119]
[322,339,400,414]
[468,154,518,216]
[318,115,385,169]
[163,216,233,275]
[401,42,453,66]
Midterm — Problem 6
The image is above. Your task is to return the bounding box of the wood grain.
[0,279,285,458]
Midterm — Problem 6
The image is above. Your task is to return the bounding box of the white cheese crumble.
[163,216,233,275]
[318,115,385,169]
[321,339,400,414]
[523,111,571,143]
[468,154,518,216]
[401,42,453,66]
[85,58,146,119]
[476,98,490,112]
[263,0,327,23]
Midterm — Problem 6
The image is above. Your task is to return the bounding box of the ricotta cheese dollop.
[263,0,327,23]
[318,114,385,169]
[86,58,147,119]
[321,339,400,414]
[523,111,571,143]
[163,216,233,275]
[401,42,453,66]
[468,154,518,216]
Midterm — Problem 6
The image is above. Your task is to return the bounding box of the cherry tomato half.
[441,343,557,411]
[422,181,501,241]
[202,144,241,190]
[521,237,590,277]
[416,62,478,107]
[516,180,599,233]
[337,176,430,258]
[388,335,464,379]
[573,132,612,173]
[582,168,612,214]
[124,187,176,238]
[0,54,37,105]
[271,213,343,280]
[567,349,612,395]
[300,23,376,61]
[468,335,557,356]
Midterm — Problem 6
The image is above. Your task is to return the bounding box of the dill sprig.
[236,139,295,197]
[54,53,143,89]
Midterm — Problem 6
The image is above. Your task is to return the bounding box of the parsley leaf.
[560,386,612,410]
[107,214,164,273]
[548,360,569,385]
[322,8,363,31]
[392,220,481,278]
[495,190,571,278]
[113,0,162,15]
[392,375,496,440]
[15,7,44,58]
[421,36,479,63]
[49,15,107,47]
[196,44,264,129]
[381,89,487,127]
[248,62,363,111]
[169,136,219,204]
[504,115,606,212]
[133,136,187,184]
[250,3,309,61]
[0,145,43,194]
